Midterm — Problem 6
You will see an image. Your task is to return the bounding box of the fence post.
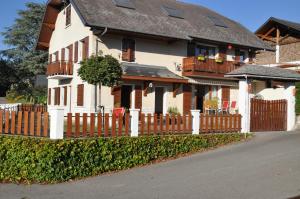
[284,82,296,131]
[238,79,251,133]
[130,109,140,137]
[49,108,65,139]
[191,110,200,135]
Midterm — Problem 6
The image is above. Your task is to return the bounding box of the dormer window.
[65,5,71,27]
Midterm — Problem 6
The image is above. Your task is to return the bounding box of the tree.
[0,58,17,96]
[78,55,123,110]
[0,2,47,101]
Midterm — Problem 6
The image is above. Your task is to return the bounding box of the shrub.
[0,134,250,183]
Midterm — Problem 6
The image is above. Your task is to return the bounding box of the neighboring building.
[37,0,271,115]
[255,17,300,70]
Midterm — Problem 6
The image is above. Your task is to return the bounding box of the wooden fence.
[200,114,242,133]
[250,99,287,132]
[64,113,131,138]
[0,111,49,137]
[139,113,193,135]
[17,104,47,113]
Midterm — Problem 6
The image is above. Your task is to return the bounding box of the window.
[64,86,68,106]
[74,41,78,63]
[54,87,61,105]
[207,16,228,28]
[162,6,184,19]
[77,84,84,106]
[122,38,135,62]
[81,37,89,60]
[48,88,51,105]
[113,0,135,9]
[195,45,216,58]
[239,51,246,62]
[65,5,71,26]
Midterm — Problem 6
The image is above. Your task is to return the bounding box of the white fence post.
[49,108,65,139]
[130,109,140,137]
[285,82,296,131]
[191,110,200,135]
[238,79,250,133]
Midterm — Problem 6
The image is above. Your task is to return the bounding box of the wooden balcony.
[182,57,243,78]
[46,61,73,79]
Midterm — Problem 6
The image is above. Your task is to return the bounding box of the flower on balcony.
[215,57,224,64]
[197,55,206,61]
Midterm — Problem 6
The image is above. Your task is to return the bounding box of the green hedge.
[0,134,249,183]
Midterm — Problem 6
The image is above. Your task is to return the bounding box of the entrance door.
[121,85,133,109]
[155,87,164,114]
[195,85,206,112]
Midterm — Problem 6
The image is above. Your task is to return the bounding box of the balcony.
[46,61,73,80]
[182,57,243,78]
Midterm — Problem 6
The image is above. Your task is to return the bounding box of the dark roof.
[122,62,186,80]
[256,17,300,35]
[225,64,300,81]
[71,0,271,50]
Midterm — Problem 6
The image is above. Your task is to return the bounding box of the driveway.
[1,132,300,199]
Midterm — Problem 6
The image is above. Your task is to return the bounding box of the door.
[195,85,206,112]
[121,85,133,109]
[155,87,164,114]
[250,99,287,132]
[222,86,230,102]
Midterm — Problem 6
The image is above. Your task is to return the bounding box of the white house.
[37,0,300,132]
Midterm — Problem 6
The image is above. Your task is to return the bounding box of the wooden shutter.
[222,86,230,102]
[68,44,73,61]
[112,86,121,108]
[187,42,196,57]
[55,51,59,61]
[183,84,192,115]
[135,85,142,110]
[48,88,51,105]
[235,48,240,62]
[122,38,135,62]
[82,36,89,60]
[77,84,84,106]
[54,87,60,105]
[249,51,254,63]
[61,48,65,61]
[64,86,68,106]
[74,41,78,63]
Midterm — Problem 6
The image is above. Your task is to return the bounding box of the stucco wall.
[48,4,95,114]
[252,80,286,100]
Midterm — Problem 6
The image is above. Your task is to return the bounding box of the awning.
[225,64,300,81]
[188,77,238,87]
[122,63,188,83]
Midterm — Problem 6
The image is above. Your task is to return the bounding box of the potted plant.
[197,55,206,61]
[215,57,223,64]
[167,107,180,115]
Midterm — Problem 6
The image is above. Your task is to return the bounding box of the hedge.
[0,134,250,183]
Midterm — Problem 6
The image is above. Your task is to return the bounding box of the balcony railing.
[47,61,73,77]
[182,57,243,77]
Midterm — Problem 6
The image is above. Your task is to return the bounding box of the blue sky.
[0,0,300,51]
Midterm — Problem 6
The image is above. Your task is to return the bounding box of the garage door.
[250,99,287,132]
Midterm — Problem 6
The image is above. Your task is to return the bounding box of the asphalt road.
[1,132,300,199]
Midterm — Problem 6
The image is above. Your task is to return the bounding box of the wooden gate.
[250,99,287,132]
